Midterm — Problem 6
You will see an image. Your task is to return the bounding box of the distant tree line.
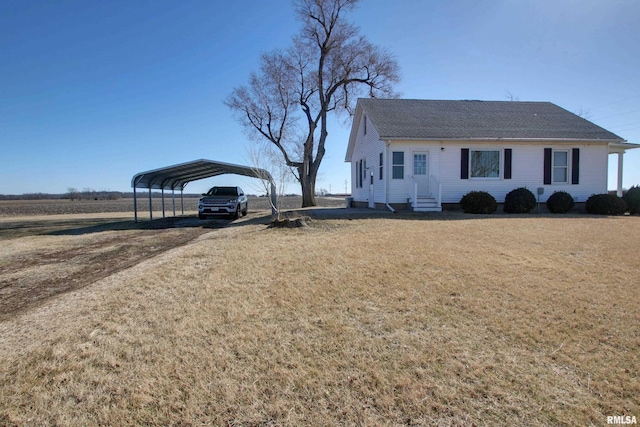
[1,185,355,200]
[0,193,69,200]
[0,190,206,200]
[0,188,123,200]
[66,188,122,201]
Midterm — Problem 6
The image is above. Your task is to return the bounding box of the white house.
[345,99,640,211]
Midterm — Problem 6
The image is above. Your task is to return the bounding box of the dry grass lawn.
[0,213,638,426]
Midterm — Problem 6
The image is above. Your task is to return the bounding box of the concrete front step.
[413,206,442,212]
[412,198,442,212]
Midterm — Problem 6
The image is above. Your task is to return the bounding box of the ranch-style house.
[345,98,640,211]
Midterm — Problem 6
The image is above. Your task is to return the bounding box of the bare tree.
[248,143,297,198]
[246,142,298,219]
[505,90,520,102]
[575,106,592,119]
[226,0,399,207]
[67,187,79,201]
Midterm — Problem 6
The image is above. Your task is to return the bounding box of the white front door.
[412,151,430,197]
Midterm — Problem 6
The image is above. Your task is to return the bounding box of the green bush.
[503,187,537,213]
[460,191,497,214]
[546,191,575,214]
[585,193,627,215]
[622,186,640,215]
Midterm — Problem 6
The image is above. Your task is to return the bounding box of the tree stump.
[269,216,309,228]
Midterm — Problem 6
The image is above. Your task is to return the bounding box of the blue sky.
[2,0,639,195]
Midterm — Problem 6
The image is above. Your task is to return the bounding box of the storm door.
[412,151,430,197]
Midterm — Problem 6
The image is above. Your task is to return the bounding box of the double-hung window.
[553,150,569,183]
[544,148,578,185]
[470,150,500,178]
[392,152,404,179]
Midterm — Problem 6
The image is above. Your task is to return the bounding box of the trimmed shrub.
[503,187,537,213]
[546,191,575,214]
[460,191,497,214]
[585,193,627,215]
[622,185,640,214]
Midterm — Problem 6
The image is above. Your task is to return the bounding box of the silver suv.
[198,186,248,219]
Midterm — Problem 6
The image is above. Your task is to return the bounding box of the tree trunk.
[301,170,316,207]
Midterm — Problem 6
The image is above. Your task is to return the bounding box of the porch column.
[617,152,624,197]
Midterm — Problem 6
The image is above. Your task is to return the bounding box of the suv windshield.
[207,187,238,197]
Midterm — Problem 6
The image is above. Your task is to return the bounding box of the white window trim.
[469,148,502,180]
[552,149,570,184]
[392,151,404,180]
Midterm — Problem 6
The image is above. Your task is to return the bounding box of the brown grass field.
[0,201,638,426]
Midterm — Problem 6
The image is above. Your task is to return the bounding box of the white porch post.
[617,151,624,197]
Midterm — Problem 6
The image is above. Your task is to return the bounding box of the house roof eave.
[380,136,626,144]
[345,102,365,162]
[608,141,640,154]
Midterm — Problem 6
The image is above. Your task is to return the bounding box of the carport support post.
[133,186,138,222]
[180,189,184,215]
[148,187,153,220]
[161,189,166,218]
[172,189,176,217]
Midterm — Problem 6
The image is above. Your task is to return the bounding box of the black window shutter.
[572,148,580,185]
[461,148,469,179]
[504,149,512,179]
[543,148,552,185]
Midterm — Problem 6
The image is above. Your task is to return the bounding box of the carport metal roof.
[131,159,276,221]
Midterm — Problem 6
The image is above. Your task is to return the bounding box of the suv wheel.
[242,203,248,216]
[232,205,241,220]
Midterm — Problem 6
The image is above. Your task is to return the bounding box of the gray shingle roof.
[359,99,624,141]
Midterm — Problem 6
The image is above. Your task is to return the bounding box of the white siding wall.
[383,141,609,204]
[386,141,441,204]
[350,116,387,204]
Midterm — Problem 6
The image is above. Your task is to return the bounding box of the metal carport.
[131,159,276,221]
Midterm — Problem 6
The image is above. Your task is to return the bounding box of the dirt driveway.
[0,214,246,321]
